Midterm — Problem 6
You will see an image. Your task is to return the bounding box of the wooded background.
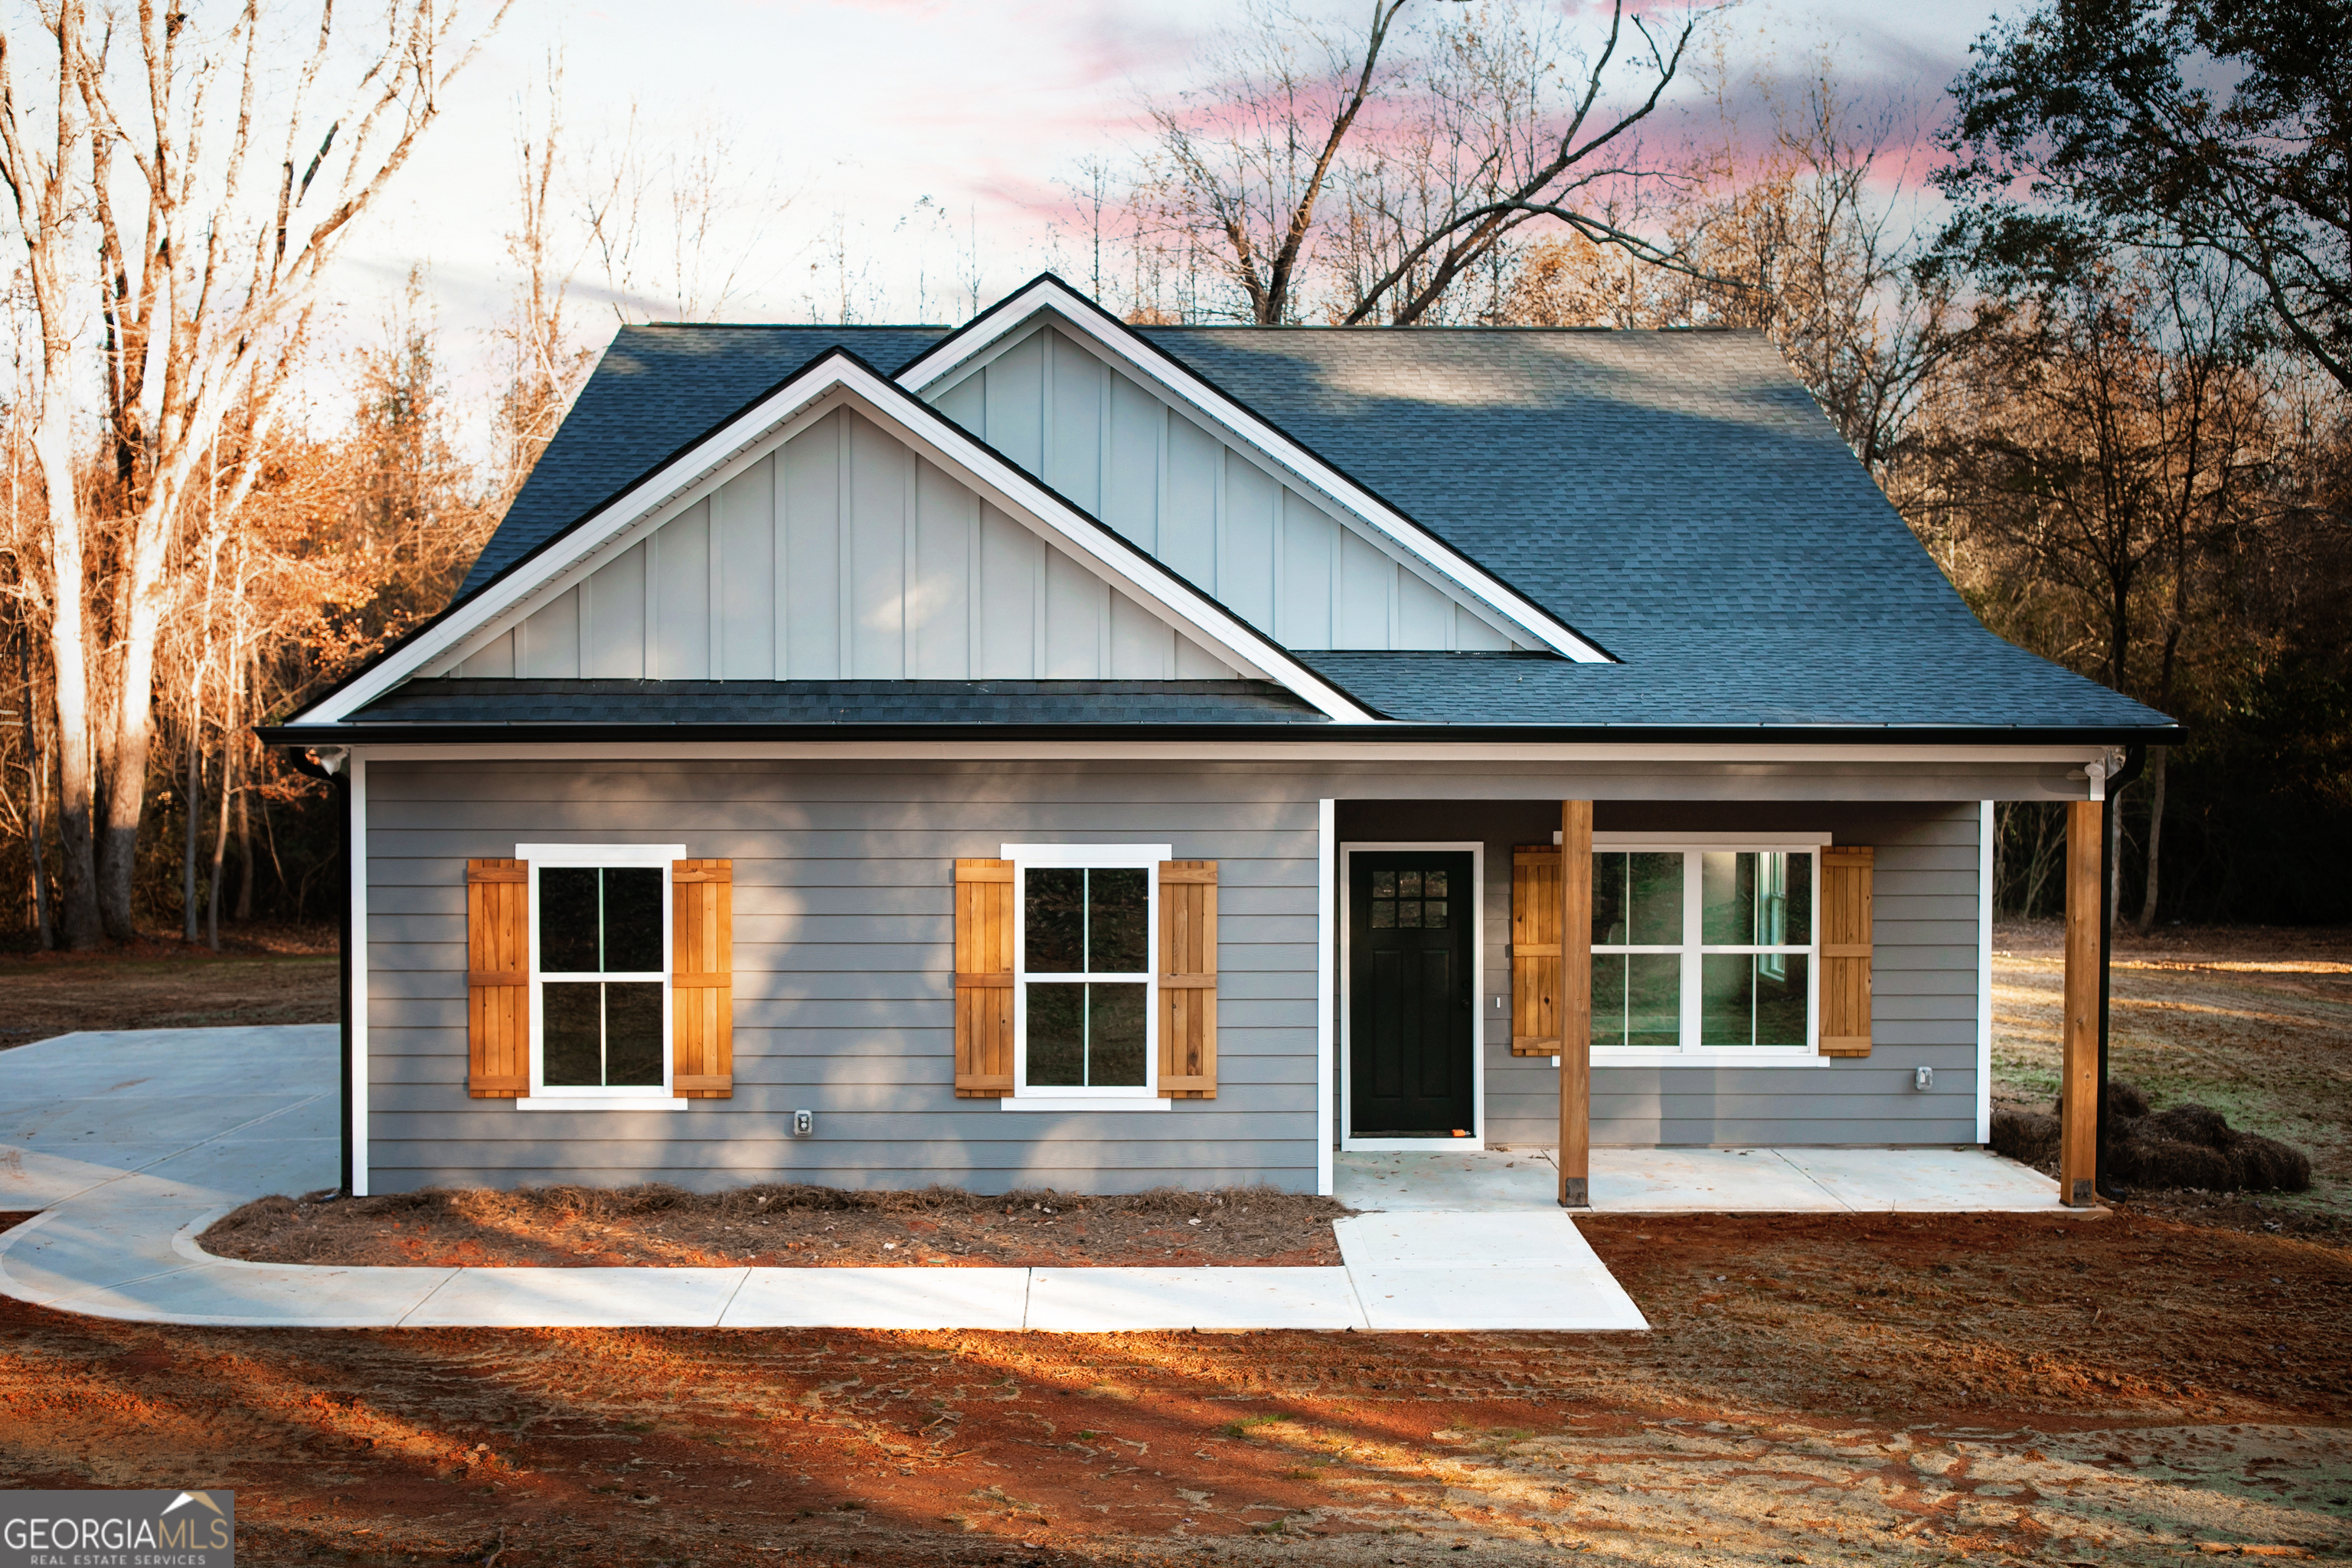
[3,0,2344,950]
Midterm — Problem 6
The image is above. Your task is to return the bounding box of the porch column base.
[1559,1177,1589,1209]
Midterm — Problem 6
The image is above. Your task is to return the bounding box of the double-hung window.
[1591,839,1822,1059]
[524,845,677,1100]
[1008,844,1163,1102]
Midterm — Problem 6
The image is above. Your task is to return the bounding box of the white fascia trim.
[896,278,1611,665]
[290,354,1380,727]
[336,740,2112,766]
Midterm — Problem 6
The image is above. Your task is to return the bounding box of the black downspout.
[286,746,352,1194]
[2096,742,2148,1200]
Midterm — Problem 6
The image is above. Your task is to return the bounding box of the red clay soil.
[5,1210,2348,1567]
[200,1184,1349,1269]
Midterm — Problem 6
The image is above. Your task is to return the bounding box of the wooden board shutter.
[1158,860,1218,1098]
[1819,845,1875,1057]
[466,858,530,1097]
[953,859,1015,1097]
[672,859,733,1097]
[1511,844,1563,1056]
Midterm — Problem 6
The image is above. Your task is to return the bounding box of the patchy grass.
[0,929,338,1047]
[1993,923,2352,1223]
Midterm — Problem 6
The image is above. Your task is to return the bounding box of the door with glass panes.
[1348,851,1475,1136]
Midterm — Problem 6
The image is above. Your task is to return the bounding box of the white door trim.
[1338,839,1487,1153]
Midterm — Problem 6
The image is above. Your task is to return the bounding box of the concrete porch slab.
[1587,1147,1848,1211]
[1779,1146,2066,1211]
[1333,1149,1560,1211]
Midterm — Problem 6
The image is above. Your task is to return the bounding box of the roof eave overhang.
[260,721,2187,747]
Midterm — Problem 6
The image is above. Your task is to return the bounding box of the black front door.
[1349,851,1475,1136]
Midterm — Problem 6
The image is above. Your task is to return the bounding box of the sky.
[325,0,2020,426]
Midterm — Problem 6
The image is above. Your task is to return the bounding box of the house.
[265,275,2177,1207]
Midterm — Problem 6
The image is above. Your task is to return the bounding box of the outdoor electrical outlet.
[1914,1066,1934,1091]
[793,1109,815,1136]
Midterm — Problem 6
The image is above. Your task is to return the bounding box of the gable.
[923,318,1525,652]
[443,404,1243,684]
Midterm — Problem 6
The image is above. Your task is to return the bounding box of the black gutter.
[2096,741,2151,1201]
[259,720,2190,748]
[286,745,352,1194]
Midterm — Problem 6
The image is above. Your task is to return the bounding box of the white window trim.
[1000,842,1172,1110]
[516,842,690,1110]
[1589,839,1824,1067]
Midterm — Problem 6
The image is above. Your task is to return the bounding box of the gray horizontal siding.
[366,759,1326,1195]
[366,762,2003,1197]
[1337,799,1985,1149]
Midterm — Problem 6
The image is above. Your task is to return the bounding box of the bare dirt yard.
[3,1209,2348,1566]
[4,925,2349,1565]
[0,927,338,1047]
[200,1184,1350,1269]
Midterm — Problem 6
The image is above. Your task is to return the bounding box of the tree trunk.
[182,720,201,944]
[18,626,53,950]
[97,549,170,940]
[234,745,255,923]
[207,730,230,951]
[31,384,103,951]
[2135,746,2167,935]
[2108,779,2125,927]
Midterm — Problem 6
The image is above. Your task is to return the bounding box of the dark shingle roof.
[461,326,948,595]
[352,678,1328,727]
[423,304,2172,736]
[1140,327,2165,731]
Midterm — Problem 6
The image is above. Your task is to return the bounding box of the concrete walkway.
[0,1027,1645,1332]
[0,1027,2065,1332]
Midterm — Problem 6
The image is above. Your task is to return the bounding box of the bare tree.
[0,0,102,946]
[0,0,509,944]
[1144,0,1720,327]
[493,56,596,511]
[583,109,796,323]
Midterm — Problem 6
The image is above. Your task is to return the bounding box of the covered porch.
[1325,788,2113,1209]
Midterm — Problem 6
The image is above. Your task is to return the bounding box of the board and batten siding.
[1338,799,1987,1148]
[928,322,1524,653]
[452,405,1240,684]
[364,760,1322,1195]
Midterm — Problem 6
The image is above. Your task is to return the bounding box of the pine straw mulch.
[198,1181,1353,1269]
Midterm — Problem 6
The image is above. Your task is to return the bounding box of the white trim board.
[1315,799,1337,1195]
[897,277,1611,665]
[1978,799,1994,1145]
[327,739,2115,768]
[1337,840,1488,1152]
[348,756,370,1197]
[287,353,1380,727]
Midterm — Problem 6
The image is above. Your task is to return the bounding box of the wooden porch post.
[1560,800,1593,1207]
[2060,798,2103,1206]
